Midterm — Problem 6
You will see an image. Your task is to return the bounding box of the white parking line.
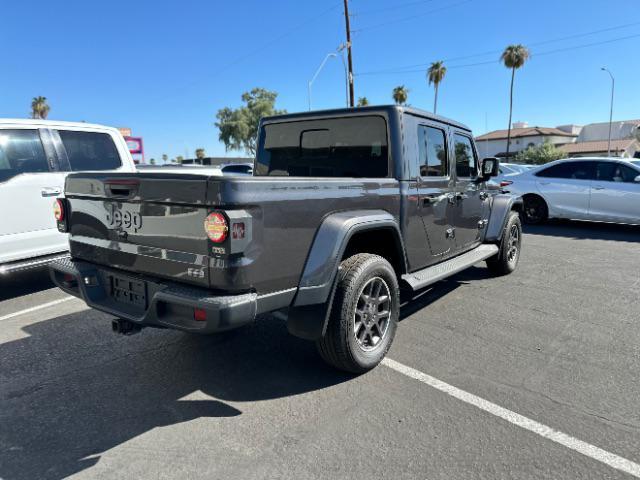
[382,357,640,478]
[0,296,76,322]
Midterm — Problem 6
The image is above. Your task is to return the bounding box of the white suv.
[0,119,136,274]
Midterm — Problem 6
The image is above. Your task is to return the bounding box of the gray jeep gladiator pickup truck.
[50,105,522,373]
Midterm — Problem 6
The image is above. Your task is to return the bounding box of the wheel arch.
[287,210,406,340]
[484,194,524,242]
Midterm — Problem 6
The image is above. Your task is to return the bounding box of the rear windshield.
[255,115,388,177]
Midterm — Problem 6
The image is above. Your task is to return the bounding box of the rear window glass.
[0,129,49,182]
[255,116,388,177]
[536,161,595,180]
[58,130,122,171]
[222,164,253,174]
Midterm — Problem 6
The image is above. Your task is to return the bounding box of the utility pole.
[343,0,355,107]
[601,67,615,157]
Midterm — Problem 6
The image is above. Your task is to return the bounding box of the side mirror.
[480,157,500,180]
[635,175,640,183]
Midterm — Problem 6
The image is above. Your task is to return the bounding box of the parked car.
[0,119,136,275]
[504,157,640,224]
[49,106,522,373]
[492,162,530,187]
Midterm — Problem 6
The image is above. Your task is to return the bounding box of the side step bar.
[0,252,70,276]
[401,244,499,291]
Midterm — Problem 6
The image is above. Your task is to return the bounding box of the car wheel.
[486,211,522,275]
[316,253,399,374]
[523,195,548,224]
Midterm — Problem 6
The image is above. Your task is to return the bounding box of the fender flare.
[484,194,523,242]
[287,209,405,340]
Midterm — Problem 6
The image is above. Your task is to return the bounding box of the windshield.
[631,160,640,168]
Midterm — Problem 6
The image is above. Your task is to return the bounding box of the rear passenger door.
[416,123,455,260]
[0,128,68,263]
[450,132,485,252]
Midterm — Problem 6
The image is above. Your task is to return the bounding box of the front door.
[416,123,455,261]
[0,128,68,264]
[590,161,640,223]
[535,161,594,219]
[450,132,484,252]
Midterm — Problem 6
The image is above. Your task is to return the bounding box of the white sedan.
[503,157,640,225]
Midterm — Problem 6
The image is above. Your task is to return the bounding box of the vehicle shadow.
[0,267,56,302]
[524,219,640,243]
[400,265,492,321]
[0,312,353,480]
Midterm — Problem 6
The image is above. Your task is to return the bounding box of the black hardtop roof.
[262,105,472,132]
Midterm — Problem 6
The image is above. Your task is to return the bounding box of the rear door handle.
[41,187,62,197]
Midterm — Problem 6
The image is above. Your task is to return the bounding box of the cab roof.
[263,105,472,132]
[0,118,119,132]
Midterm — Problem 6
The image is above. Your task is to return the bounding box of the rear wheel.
[316,254,399,373]
[486,211,522,275]
[523,194,548,224]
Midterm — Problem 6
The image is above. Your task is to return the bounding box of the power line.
[149,2,343,104]
[355,31,640,76]
[352,0,473,33]
[356,19,640,75]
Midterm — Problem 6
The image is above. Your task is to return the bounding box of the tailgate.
[65,172,212,287]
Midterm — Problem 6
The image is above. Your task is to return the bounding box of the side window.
[596,162,638,183]
[58,130,122,171]
[453,134,477,178]
[537,162,595,180]
[0,129,49,182]
[418,126,447,177]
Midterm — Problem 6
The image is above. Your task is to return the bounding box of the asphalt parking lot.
[1,221,639,480]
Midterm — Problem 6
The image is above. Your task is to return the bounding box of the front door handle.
[41,187,62,197]
[479,191,488,200]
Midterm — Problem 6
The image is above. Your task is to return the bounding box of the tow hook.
[112,318,143,336]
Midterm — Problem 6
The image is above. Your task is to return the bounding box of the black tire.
[316,253,399,374]
[486,211,522,275]
[522,194,548,224]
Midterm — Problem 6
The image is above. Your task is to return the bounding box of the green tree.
[215,88,286,156]
[357,97,369,107]
[161,154,168,164]
[514,141,565,165]
[501,44,530,159]
[31,96,50,119]
[195,148,206,159]
[149,158,156,165]
[176,155,184,164]
[427,61,447,114]
[392,86,409,105]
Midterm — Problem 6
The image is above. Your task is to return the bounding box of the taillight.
[204,212,228,243]
[53,199,64,221]
[500,180,513,187]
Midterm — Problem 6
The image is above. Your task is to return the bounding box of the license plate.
[109,274,147,308]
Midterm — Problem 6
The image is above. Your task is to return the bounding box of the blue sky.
[2,0,638,162]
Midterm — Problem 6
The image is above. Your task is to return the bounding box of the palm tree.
[501,44,530,159]
[427,61,447,114]
[195,148,206,159]
[161,154,168,164]
[392,86,409,105]
[31,96,50,119]
[357,97,370,107]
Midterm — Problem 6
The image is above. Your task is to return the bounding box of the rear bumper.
[49,257,257,334]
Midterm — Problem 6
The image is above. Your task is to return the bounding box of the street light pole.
[308,53,337,111]
[601,67,615,157]
[338,44,350,107]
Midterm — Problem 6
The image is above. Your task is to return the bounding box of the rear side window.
[454,134,477,178]
[255,116,388,177]
[418,126,447,177]
[536,161,595,180]
[596,162,639,183]
[0,129,49,182]
[222,164,253,175]
[58,130,122,171]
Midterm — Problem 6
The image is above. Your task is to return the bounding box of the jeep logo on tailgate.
[105,204,142,232]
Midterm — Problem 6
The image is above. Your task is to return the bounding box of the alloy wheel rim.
[507,224,520,263]
[526,200,542,222]
[353,277,391,352]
